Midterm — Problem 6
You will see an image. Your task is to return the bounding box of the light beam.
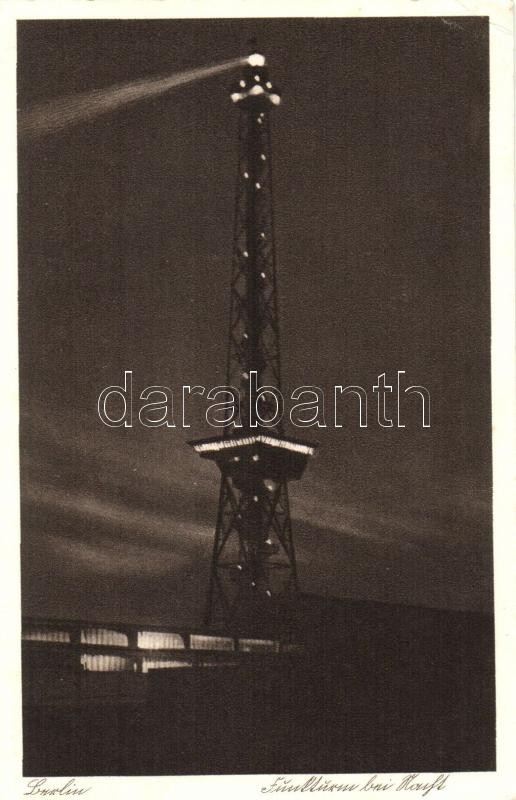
[18,57,247,140]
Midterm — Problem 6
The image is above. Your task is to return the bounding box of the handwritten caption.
[24,779,90,796]
[261,774,450,796]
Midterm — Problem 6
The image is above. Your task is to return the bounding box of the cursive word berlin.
[97,370,430,429]
[24,778,90,796]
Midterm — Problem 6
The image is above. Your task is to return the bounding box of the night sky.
[18,17,492,626]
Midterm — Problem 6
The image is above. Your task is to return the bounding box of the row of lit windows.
[193,434,315,456]
[23,627,282,654]
[80,655,242,673]
[80,652,283,673]
[23,627,186,649]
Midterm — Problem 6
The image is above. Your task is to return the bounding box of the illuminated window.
[137,631,184,650]
[81,628,128,647]
[142,658,190,673]
[239,638,279,653]
[80,654,133,672]
[23,628,70,644]
[190,635,234,651]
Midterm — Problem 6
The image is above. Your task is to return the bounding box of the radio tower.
[191,46,316,633]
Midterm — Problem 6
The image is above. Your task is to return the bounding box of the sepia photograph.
[6,3,513,793]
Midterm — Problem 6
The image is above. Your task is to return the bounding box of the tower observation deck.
[191,48,316,634]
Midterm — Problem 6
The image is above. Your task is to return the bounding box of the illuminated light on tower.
[190,47,316,633]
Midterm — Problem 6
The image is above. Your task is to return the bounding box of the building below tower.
[21,594,495,775]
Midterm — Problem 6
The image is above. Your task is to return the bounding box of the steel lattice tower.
[191,48,316,633]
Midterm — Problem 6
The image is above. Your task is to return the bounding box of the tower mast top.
[230,47,281,108]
